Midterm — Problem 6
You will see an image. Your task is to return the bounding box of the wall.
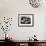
[0,0,46,40]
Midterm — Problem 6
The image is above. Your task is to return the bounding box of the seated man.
[5,33,16,43]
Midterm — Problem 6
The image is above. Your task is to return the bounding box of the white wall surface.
[0,0,46,40]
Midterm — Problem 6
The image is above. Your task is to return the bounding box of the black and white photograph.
[0,0,45,46]
[18,14,34,27]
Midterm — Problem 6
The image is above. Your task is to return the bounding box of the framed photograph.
[18,14,34,27]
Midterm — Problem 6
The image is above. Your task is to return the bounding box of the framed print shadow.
[18,14,34,27]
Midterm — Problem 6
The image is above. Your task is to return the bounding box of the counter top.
[5,38,46,43]
[13,40,46,43]
[0,40,5,42]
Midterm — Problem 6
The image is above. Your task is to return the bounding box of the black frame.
[18,14,34,27]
